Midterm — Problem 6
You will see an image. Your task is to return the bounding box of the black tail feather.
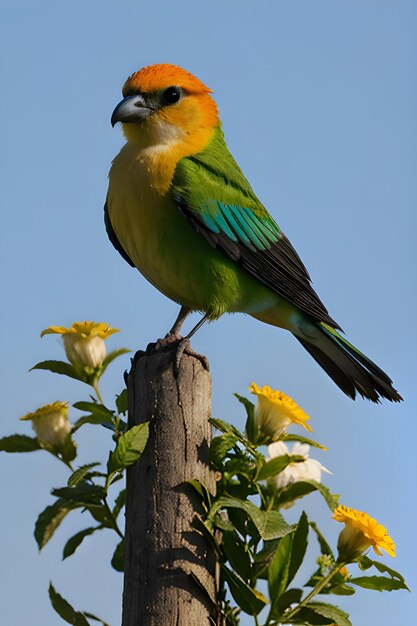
[296,327,403,403]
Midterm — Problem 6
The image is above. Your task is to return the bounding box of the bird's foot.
[146,334,209,376]
[172,338,210,376]
[155,332,184,351]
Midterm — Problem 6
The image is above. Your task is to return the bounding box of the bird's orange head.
[111,64,219,148]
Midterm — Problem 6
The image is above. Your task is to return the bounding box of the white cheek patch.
[148,118,185,149]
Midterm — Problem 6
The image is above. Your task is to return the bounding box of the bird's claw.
[173,338,210,376]
[139,335,209,376]
[154,333,183,351]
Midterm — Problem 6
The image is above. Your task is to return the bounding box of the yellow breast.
[106,126,278,318]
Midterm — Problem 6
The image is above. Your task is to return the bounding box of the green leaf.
[327,584,356,596]
[369,559,409,586]
[31,360,83,382]
[349,575,409,592]
[253,539,280,578]
[310,521,335,559]
[35,499,74,550]
[112,488,126,520]
[304,566,355,596]
[211,496,293,541]
[276,480,339,512]
[61,435,77,463]
[52,482,106,506]
[268,534,293,608]
[73,402,114,419]
[222,565,268,616]
[210,434,238,468]
[192,514,220,554]
[67,463,101,487]
[101,348,130,371]
[222,529,252,582]
[233,393,255,421]
[73,415,114,432]
[288,511,309,584]
[274,587,303,615]
[72,402,115,431]
[310,481,340,511]
[303,601,351,626]
[82,613,110,626]
[281,433,327,450]
[111,539,124,572]
[357,554,373,570]
[210,417,245,442]
[107,423,149,475]
[233,393,258,444]
[62,527,99,560]
[48,583,90,626]
[0,434,41,453]
[116,388,128,415]
[258,454,305,481]
[85,505,114,528]
[187,479,212,510]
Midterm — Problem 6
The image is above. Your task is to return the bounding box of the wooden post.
[122,350,216,626]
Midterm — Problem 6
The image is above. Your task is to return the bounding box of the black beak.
[111,94,154,127]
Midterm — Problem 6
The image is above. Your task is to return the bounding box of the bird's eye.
[161,86,181,105]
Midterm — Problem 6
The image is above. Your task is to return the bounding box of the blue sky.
[1,1,415,624]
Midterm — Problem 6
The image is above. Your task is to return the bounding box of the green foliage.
[31,360,82,382]
[67,463,103,487]
[101,348,131,372]
[49,583,90,626]
[222,566,268,616]
[295,601,352,626]
[4,332,408,625]
[257,454,305,481]
[0,434,41,452]
[107,422,149,477]
[63,527,99,560]
[281,433,327,450]
[35,499,76,551]
[111,540,124,572]
[199,393,407,625]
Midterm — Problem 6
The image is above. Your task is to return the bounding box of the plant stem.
[254,614,260,626]
[103,496,124,539]
[283,561,344,622]
[93,380,104,405]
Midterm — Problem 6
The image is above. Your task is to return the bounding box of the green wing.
[171,127,339,328]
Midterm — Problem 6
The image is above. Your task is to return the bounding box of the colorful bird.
[106,63,401,402]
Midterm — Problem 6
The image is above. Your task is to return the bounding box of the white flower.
[268,441,331,490]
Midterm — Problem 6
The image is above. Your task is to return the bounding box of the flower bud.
[63,333,106,369]
[333,505,396,562]
[20,401,71,453]
[41,321,119,371]
[249,383,312,443]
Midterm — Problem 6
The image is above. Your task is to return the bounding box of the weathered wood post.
[122,350,216,626]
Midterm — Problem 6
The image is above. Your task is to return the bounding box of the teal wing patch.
[171,128,339,329]
[198,200,281,252]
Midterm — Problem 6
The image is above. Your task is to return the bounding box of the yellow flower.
[41,321,119,370]
[333,504,396,562]
[20,401,71,452]
[249,382,312,442]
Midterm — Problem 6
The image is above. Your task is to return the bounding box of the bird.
[105,63,402,403]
